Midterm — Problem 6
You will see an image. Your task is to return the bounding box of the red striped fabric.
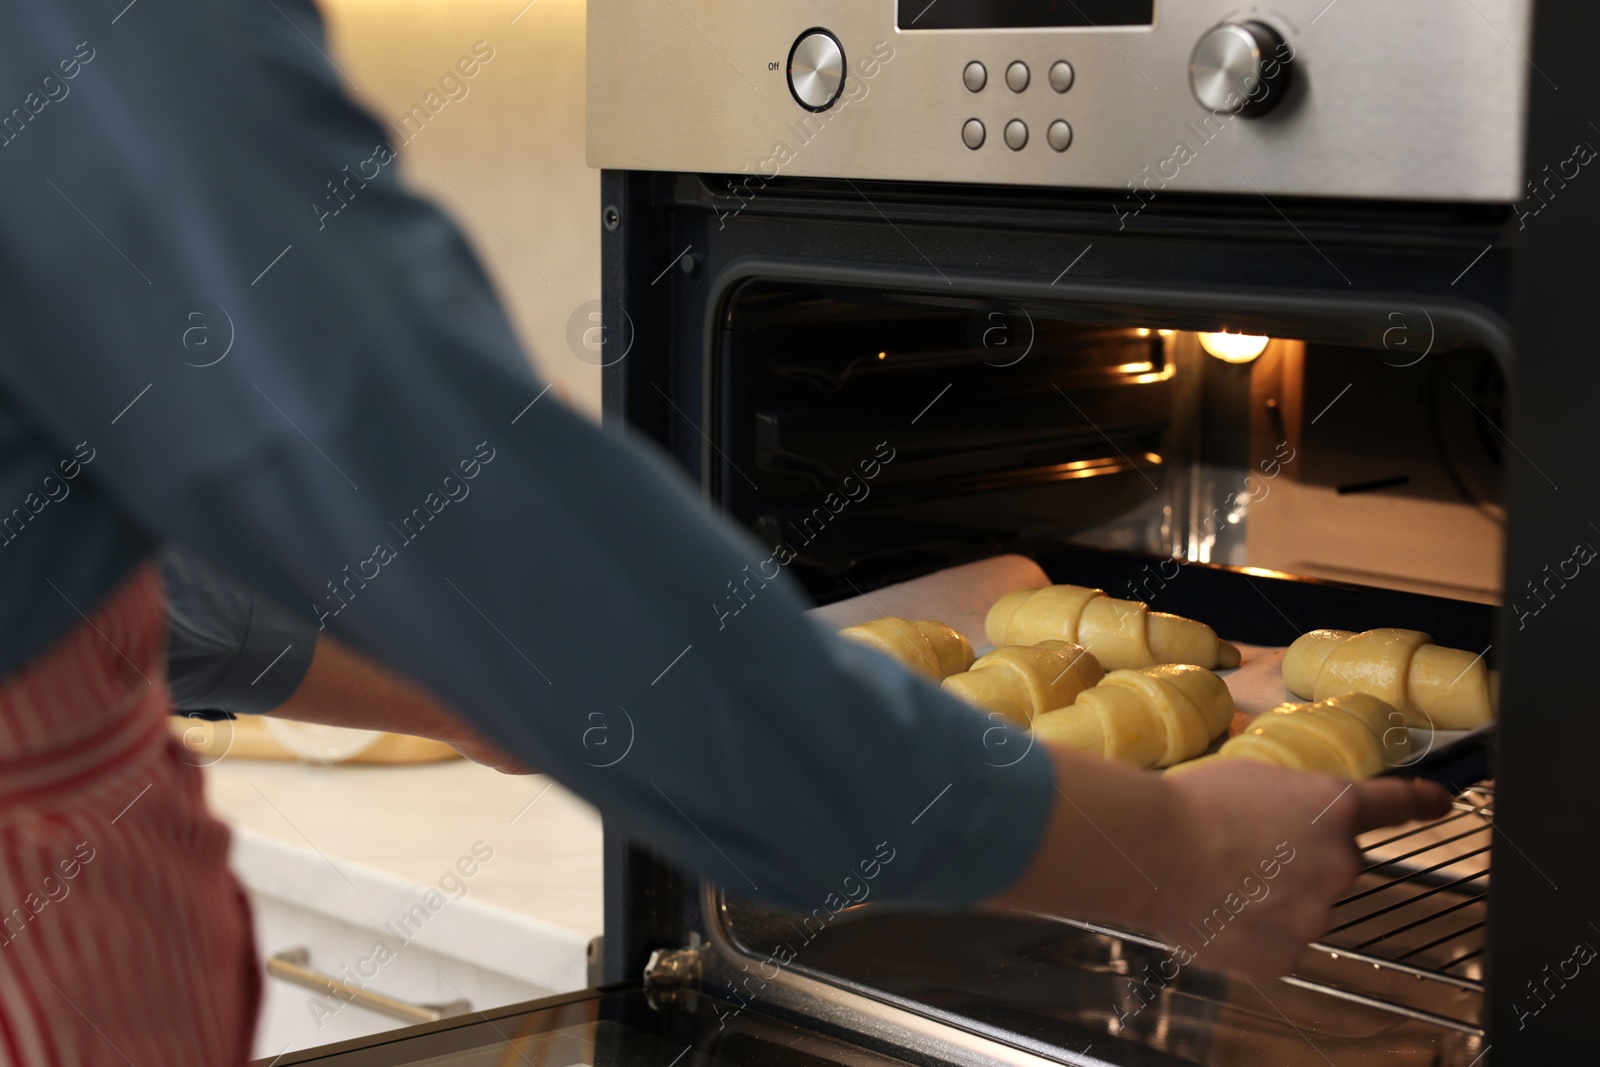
[0,565,258,1065]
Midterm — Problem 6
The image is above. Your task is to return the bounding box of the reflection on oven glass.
[398,1020,641,1067]
[325,998,933,1067]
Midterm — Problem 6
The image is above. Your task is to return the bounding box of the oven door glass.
[260,988,934,1067]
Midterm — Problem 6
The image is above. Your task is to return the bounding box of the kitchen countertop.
[203,757,605,980]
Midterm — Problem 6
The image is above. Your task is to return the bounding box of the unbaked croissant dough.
[838,617,975,681]
[1030,664,1235,768]
[986,585,1241,671]
[941,641,1104,727]
[1170,693,1412,781]
[1282,628,1497,730]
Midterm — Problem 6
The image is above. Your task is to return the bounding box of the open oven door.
[246,985,921,1067]
[265,977,1173,1067]
[248,983,1119,1067]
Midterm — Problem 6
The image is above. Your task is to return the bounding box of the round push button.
[788,30,846,112]
[963,61,987,92]
[962,118,987,150]
[1049,61,1075,93]
[1004,119,1029,151]
[1047,120,1073,151]
[1006,61,1030,92]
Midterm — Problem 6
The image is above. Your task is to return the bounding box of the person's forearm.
[985,743,1175,926]
[269,635,524,772]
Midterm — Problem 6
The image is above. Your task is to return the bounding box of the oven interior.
[702,278,1506,1065]
[716,280,1507,607]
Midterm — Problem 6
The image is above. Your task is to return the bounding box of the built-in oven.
[264,1,1599,1063]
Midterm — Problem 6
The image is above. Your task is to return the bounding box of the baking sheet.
[809,554,1469,752]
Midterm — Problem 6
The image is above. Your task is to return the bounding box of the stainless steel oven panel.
[588,0,1530,202]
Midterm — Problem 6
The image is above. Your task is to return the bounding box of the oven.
[265,1,1599,1063]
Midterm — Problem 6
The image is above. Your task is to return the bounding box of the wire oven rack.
[1285,784,1494,1036]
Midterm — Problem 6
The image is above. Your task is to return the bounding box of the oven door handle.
[266,947,473,1025]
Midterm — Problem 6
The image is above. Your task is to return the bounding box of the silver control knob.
[789,30,846,112]
[1189,21,1291,117]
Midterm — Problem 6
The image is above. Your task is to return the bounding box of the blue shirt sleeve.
[157,545,317,718]
[0,0,1056,911]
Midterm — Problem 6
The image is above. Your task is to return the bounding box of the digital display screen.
[899,0,1156,29]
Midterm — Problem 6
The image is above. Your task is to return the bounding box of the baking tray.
[809,553,1492,789]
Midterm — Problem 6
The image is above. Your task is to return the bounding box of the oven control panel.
[589,0,1531,202]
[948,54,1078,155]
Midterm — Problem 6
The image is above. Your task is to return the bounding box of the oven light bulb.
[1200,332,1271,364]
[877,351,887,361]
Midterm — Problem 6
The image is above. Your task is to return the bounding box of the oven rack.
[1288,784,1493,1036]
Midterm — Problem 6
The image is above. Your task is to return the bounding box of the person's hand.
[1148,760,1451,977]
[986,743,1450,981]
[438,725,535,775]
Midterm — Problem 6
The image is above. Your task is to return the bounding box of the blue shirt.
[159,546,317,718]
[0,0,1054,911]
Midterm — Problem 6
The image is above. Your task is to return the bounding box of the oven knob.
[1189,21,1291,117]
[789,30,846,112]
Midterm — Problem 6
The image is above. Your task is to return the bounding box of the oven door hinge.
[643,941,706,991]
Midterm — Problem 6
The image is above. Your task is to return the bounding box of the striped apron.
[0,565,258,1064]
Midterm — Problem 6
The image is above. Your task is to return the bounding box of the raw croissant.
[1282,628,1497,730]
[986,585,1241,672]
[941,641,1104,727]
[1170,693,1412,781]
[1030,664,1235,768]
[838,617,975,681]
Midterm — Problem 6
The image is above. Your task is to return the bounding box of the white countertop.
[203,757,605,986]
